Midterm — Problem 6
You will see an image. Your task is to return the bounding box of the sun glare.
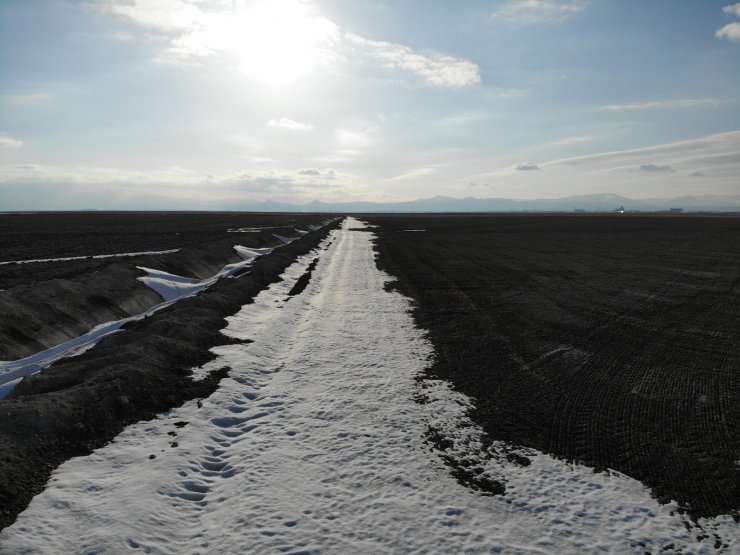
[206,0,337,85]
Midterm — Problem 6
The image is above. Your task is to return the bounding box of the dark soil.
[0,218,339,530]
[0,213,327,359]
[0,212,327,289]
[288,257,319,297]
[366,214,740,520]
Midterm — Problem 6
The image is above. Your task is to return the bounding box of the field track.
[0,216,338,529]
[368,214,740,519]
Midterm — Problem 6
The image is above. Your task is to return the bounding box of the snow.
[232,245,274,262]
[136,269,203,303]
[0,249,179,266]
[0,245,275,397]
[0,316,142,398]
[273,234,299,245]
[227,227,281,233]
[1,218,737,553]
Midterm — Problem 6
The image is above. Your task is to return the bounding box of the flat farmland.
[367,214,740,519]
[0,212,322,289]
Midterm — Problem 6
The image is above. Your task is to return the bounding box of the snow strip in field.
[136,245,276,303]
[0,245,280,397]
[2,218,737,553]
[0,249,180,266]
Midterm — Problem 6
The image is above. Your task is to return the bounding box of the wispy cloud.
[463,131,740,199]
[637,163,673,173]
[491,0,588,24]
[543,131,740,172]
[603,98,740,111]
[268,118,313,131]
[0,163,355,207]
[346,34,480,88]
[549,135,595,147]
[97,0,480,88]
[388,167,439,182]
[100,0,201,32]
[0,133,23,149]
[514,162,540,171]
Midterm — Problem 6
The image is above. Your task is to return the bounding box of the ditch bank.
[0,222,322,361]
[0,219,341,530]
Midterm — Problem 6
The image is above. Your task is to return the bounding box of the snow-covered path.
[2,219,737,554]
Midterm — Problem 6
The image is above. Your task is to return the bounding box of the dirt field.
[367,214,740,520]
[0,212,325,289]
[0,213,329,360]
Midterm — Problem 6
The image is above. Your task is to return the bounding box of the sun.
[206,0,338,85]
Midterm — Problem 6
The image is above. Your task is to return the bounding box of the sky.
[0,0,739,210]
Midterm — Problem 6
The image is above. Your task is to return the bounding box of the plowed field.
[368,214,740,519]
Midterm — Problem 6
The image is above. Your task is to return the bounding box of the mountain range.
[230,194,740,213]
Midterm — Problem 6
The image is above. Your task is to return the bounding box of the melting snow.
[0,249,180,266]
[227,227,281,233]
[0,245,277,397]
[1,218,736,553]
[233,245,275,262]
[273,234,299,245]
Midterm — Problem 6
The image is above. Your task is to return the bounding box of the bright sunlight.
[202,0,338,85]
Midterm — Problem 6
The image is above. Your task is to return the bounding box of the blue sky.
[1,0,739,209]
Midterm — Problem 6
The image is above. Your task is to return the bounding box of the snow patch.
[232,245,274,262]
[0,249,180,266]
[0,238,290,396]
[227,227,281,233]
[273,234,299,245]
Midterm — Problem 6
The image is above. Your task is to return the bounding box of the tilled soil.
[367,214,740,520]
[0,218,339,530]
[0,212,326,289]
[0,213,326,360]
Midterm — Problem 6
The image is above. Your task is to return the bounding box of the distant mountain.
[229,194,740,213]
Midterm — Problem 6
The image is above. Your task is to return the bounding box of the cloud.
[535,132,740,185]
[268,118,313,131]
[297,168,338,178]
[544,131,740,169]
[549,135,594,147]
[98,0,479,88]
[0,163,355,208]
[603,98,740,111]
[388,167,439,182]
[335,125,379,148]
[464,131,740,200]
[0,133,23,149]
[491,0,588,24]
[100,0,202,32]
[723,3,740,17]
[717,4,740,42]
[346,34,480,88]
[637,163,673,173]
[515,162,540,171]
[716,22,740,42]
